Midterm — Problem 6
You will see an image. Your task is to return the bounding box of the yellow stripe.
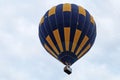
[53,29,63,52]
[48,6,56,16]
[44,44,58,59]
[75,35,89,55]
[64,27,70,51]
[78,6,86,16]
[46,35,59,55]
[77,44,91,59]
[90,15,95,24]
[63,3,71,12]
[71,29,82,52]
[40,17,44,24]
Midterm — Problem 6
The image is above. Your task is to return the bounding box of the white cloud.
[0,0,120,80]
[63,61,120,80]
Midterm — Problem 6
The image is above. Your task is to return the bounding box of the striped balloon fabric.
[39,3,96,65]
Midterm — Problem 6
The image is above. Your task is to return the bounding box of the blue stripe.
[69,4,79,51]
[91,32,96,46]
[63,12,71,27]
[44,12,52,35]
[48,14,57,30]
[38,28,45,46]
[40,23,48,37]
[74,10,91,53]
[77,15,86,30]
[86,22,95,37]
[56,4,65,51]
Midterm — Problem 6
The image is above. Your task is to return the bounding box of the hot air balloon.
[39,3,96,74]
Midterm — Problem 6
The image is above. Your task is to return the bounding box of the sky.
[0,0,120,80]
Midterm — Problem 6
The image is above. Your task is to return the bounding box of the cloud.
[0,0,120,80]
[63,61,120,80]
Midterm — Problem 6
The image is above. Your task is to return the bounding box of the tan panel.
[53,29,63,52]
[90,15,95,24]
[75,35,89,55]
[77,44,91,59]
[71,29,82,53]
[64,27,70,51]
[63,3,71,12]
[48,6,56,16]
[44,44,58,59]
[40,17,44,24]
[78,6,86,16]
[46,35,59,55]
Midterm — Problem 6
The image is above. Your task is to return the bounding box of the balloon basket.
[64,65,72,75]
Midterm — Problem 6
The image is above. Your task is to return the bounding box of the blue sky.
[0,0,120,80]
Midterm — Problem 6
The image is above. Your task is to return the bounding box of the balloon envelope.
[39,3,96,65]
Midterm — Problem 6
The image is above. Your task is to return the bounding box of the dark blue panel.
[86,18,96,38]
[63,12,71,27]
[89,25,96,39]
[70,4,78,27]
[56,4,63,28]
[82,10,91,35]
[38,28,45,46]
[56,4,65,51]
[44,11,53,34]
[90,32,96,46]
[40,24,48,38]
[77,15,86,30]
[69,4,79,50]
[39,11,50,38]
[94,23,97,36]
[74,10,91,53]
[48,14,57,30]
[86,22,94,37]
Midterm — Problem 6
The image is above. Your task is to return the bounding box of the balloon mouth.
[58,51,78,65]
